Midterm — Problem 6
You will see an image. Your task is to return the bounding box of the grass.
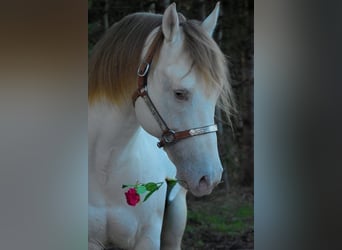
[182,187,254,249]
[187,202,253,235]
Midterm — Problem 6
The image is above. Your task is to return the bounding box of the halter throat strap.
[132,31,218,148]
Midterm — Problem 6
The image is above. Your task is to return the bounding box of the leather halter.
[132,31,218,148]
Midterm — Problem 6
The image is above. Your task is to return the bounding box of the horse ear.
[162,3,180,43]
[178,12,187,22]
[201,2,220,37]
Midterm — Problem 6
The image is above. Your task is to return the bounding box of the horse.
[88,2,234,249]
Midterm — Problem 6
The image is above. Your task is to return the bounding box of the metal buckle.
[137,62,150,77]
[162,130,176,143]
[157,130,176,148]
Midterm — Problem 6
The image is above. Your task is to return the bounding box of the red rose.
[125,188,140,206]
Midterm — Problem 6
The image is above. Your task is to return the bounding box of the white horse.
[88,2,233,249]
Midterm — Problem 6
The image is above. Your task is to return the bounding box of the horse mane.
[89,13,163,105]
[89,12,235,120]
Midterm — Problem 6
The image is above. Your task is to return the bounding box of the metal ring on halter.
[137,62,150,77]
[157,130,175,148]
[162,130,176,143]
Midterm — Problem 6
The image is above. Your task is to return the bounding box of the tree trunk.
[103,0,109,30]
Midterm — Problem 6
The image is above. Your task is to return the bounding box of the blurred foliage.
[88,0,253,188]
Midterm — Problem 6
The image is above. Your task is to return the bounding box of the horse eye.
[174,89,189,101]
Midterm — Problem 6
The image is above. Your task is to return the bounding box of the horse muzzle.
[177,166,223,197]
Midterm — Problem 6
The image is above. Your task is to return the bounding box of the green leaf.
[143,190,156,202]
[143,182,164,202]
[155,183,163,190]
[166,179,177,189]
[136,185,147,194]
[145,182,158,191]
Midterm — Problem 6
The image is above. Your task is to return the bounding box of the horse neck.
[88,101,139,161]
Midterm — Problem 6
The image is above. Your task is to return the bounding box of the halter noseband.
[132,31,218,148]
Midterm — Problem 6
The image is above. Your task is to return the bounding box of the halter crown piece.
[132,30,218,148]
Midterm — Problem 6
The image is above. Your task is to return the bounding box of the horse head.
[134,3,232,197]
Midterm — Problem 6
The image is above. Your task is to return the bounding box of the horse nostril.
[199,175,209,188]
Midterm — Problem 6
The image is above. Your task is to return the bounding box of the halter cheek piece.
[132,31,218,148]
